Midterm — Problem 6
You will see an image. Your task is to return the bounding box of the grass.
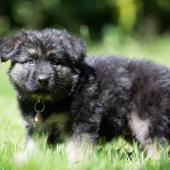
[1,35,170,170]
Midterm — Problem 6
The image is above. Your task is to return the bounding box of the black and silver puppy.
[1,29,170,162]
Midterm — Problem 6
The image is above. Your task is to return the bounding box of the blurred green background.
[0,0,170,62]
[0,0,170,40]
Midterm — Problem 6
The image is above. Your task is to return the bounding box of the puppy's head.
[0,29,86,100]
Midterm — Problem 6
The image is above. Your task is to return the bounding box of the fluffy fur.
[1,29,170,162]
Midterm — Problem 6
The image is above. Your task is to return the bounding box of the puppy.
[0,29,170,163]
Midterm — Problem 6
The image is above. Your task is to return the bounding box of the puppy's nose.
[38,75,48,86]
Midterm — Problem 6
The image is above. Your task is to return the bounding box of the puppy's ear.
[69,37,86,63]
[0,36,22,62]
[61,31,86,63]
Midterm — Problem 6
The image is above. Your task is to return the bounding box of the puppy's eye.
[51,59,62,65]
[27,58,35,64]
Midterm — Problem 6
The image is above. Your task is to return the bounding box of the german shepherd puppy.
[1,29,170,163]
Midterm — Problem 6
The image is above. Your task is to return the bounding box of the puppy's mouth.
[28,85,69,101]
[31,88,51,97]
[31,88,66,100]
[34,89,49,95]
[31,90,54,101]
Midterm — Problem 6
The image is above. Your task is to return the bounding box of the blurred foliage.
[0,0,169,40]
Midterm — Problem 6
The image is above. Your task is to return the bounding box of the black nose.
[38,75,48,86]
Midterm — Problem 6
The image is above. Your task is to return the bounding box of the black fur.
[1,29,170,160]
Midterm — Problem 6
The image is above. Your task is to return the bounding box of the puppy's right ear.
[0,36,22,62]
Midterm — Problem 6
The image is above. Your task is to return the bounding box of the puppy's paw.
[13,151,29,165]
[13,139,37,165]
[146,144,160,160]
[66,140,93,165]
[66,141,82,164]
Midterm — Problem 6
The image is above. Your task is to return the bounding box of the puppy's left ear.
[0,36,21,62]
[70,37,86,63]
[62,31,86,64]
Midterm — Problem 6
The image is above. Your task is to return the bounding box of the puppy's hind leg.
[128,111,160,159]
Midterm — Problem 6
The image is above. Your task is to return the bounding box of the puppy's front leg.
[66,133,94,163]
[66,118,101,164]
[14,136,37,165]
[14,122,38,165]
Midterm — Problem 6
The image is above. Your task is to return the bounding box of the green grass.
[1,35,170,170]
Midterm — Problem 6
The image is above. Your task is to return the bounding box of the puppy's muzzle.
[37,74,49,86]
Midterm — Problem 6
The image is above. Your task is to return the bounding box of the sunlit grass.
[1,36,170,170]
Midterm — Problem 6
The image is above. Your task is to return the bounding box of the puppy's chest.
[31,101,71,134]
[34,112,70,136]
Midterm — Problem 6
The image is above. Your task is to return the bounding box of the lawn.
[0,35,170,170]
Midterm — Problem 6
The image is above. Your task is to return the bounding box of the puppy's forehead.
[25,47,62,58]
[23,31,65,57]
